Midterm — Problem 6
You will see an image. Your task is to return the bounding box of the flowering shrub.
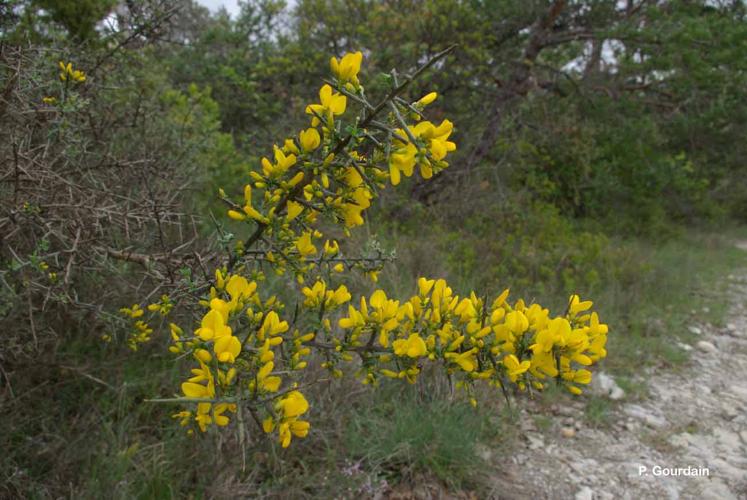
[132,49,608,447]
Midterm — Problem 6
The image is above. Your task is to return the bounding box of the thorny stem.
[225,45,456,276]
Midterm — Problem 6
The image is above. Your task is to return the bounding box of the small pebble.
[696,340,717,353]
[575,486,593,500]
[677,342,693,351]
[561,427,576,438]
[609,386,626,400]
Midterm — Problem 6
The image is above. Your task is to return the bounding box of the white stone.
[668,433,690,448]
[526,434,544,450]
[715,428,742,452]
[625,405,667,428]
[595,372,615,391]
[721,402,738,420]
[624,421,639,431]
[593,372,626,400]
[558,405,577,417]
[688,326,703,335]
[695,340,717,353]
[575,486,593,500]
[644,414,667,428]
[728,384,747,402]
[677,342,693,351]
[609,386,626,400]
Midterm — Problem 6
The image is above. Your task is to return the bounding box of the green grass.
[1,343,206,499]
[595,229,747,377]
[584,396,613,428]
[344,382,502,492]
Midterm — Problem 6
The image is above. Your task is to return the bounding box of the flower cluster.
[337,280,608,396]
[58,61,86,83]
[42,60,86,107]
[137,49,608,448]
[119,296,173,350]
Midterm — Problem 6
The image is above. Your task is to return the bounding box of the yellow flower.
[299,127,321,152]
[445,349,478,372]
[392,334,427,358]
[306,84,347,126]
[258,311,289,340]
[339,167,372,227]
[302,280,351,309]
[388,140,417,186]
[255,361,282,393]
[214,334,241,363]
[503,354,530,382]
[568,294,593,316]
[286,200,304,221]
[417,277,435,297]
[228,209,246,221]
[283,138,300,154]
[323,239,339,256]
[261,147,297,178]
[301,280,327,307]
[532,317,571,354]
[212,403,236,426]
[226,274,257,310]
[196,309,232,341]
[338,297,369,329]
[172,410,192,427]
[295,231,317,257]
[231,184,269,224]
[388,119,456,185]
[330,285,351,306]
[194,349,212,363]
[119,303,144,318]
[368,290,401,347]
[419,119,456,161]
[504,310,529,334]
[58,61,71,81]
[587,312,609,361]
[330,51,363,85]
[147,294,172,315]
[58,61,86,83]
[417,92,438,106]
[279,390,309,418]
[181,371,214,399]
[278,420,310,448]
[210,298,231,322]
[71,69,86,82]
[264,391,311,447]
[187,361,212,383]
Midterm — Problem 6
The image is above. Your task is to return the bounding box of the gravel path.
[490,255,747,499]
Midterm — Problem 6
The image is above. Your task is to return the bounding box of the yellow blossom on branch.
[138,46,607,448]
